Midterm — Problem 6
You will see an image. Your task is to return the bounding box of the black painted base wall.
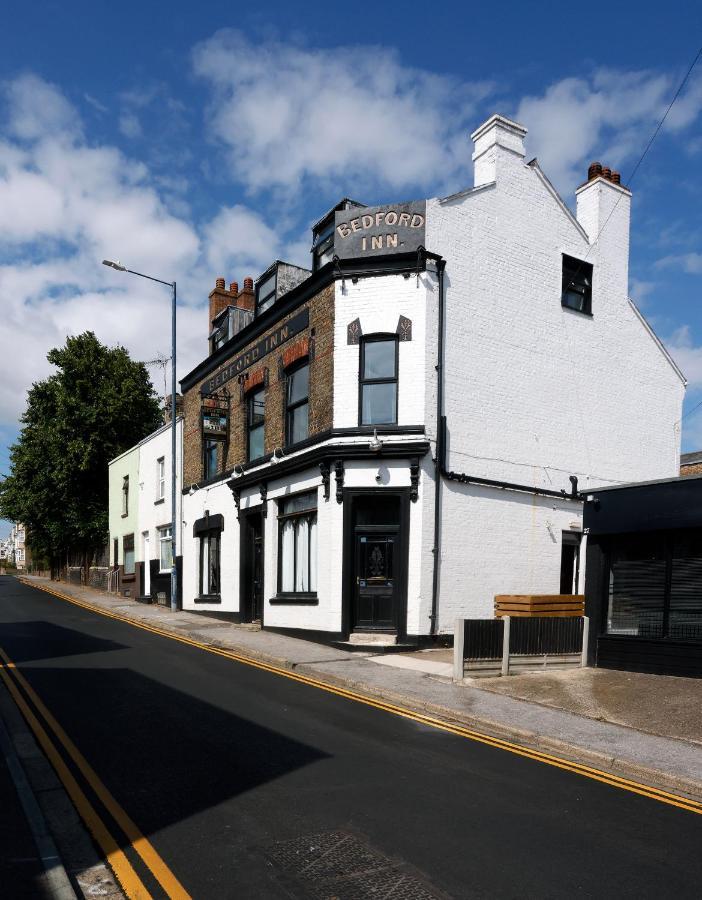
[596,636,702,678]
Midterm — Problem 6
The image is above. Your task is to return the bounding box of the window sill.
[269,592,319,605]
[194,594,222,604]
[154,497,165,505]
[121,513,128,519]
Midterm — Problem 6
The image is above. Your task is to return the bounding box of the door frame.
[239,507,264,624]
[142,531,151,597]
[341,487,411,642]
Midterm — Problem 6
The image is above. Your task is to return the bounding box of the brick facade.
[183,284,334,487]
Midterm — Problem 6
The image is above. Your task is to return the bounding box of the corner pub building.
[179,114,684,646]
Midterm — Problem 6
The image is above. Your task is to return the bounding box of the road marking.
[19,578,702,816]
[0,645,191,900]
[0,657,152,900]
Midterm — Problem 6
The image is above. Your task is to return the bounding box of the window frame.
[158,525,172,573]
[359,334,399,426]
[247,386,266,462]
[256,270,277,315]
[561,254,594,316]
[203,439,218,481]
[285,359,310,448]
[156,456,166,501]
[311,217,335,271]
[123,534,135,576]
[121,475,129,517]
[276,491,318,599]
[198,529,221,599]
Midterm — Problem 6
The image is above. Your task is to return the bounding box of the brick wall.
[183,284,334,486]
[681,462,702,477]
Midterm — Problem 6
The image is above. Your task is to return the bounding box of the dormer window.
[312,219,335,271]
[256,270,276,315]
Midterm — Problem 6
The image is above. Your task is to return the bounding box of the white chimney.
[575,164,631,299]
[471,114,527,187]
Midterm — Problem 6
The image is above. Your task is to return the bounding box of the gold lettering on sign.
[398,212,410,227]
[371,235,383,250]
[337,223,352,239]
[362,214,373,228]
[386,233,398,248]
[410,214,424,227]
[385,211,398,226]
[375,211,384,227]
[350,218,361,232]
[362,236,367,251]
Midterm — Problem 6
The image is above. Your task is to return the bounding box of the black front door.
[241,511,263,622]
[353,532,397,631]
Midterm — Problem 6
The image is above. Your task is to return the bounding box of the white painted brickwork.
[333,275,430,429]
[137,419,183,564]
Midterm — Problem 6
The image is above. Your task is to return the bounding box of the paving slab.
[20,576,702,801]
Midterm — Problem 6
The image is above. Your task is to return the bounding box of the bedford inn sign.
[334,200,426,259]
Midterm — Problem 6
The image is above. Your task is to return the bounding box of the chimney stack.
[208,277,237,330]
[471,114,527,188]
[576,161,632,298]
[236,276,255,312]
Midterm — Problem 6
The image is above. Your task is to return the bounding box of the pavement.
[2,575,701,899]
[18,575,702,802]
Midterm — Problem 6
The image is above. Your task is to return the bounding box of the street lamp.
[102,259,179,613]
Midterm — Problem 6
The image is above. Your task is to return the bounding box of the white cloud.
[655,252,702,274]
[0,75,207,427]
[192,30,492,195]
[203,204,281,276]
[516,68,702,192]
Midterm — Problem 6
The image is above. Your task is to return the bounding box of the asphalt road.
[1,577,700,899]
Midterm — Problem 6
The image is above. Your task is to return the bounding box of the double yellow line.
[0,642,190,899]
[18,578,702,817]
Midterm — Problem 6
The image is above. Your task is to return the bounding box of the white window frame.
[157,457,166,501]
[158,525,172,573]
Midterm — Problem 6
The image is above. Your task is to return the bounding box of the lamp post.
[102,259,179,613]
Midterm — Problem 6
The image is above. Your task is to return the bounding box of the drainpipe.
[430,258,446,635]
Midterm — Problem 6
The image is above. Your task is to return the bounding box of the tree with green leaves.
[0,332,162,573]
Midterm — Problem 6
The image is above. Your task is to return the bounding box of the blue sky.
[1,1,701,537]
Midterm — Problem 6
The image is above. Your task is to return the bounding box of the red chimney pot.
[610,171,621,185]
[243,277,254,291]
[215,277,225,289]
[601,166,612,181]
[230,281,239,295]
[588,162,602,181]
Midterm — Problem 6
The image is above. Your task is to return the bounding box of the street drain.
[267,830,451,899]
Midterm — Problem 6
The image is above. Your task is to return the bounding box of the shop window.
[607,534,667,638]
[157,456,165,500]
[669,531,702,641]
[158,525,172,573]
[360,335,398,425]
[247,387,265,461]
[122,475,129,516]
[278,491,317,595]
[199,530,221,597]
[123,534,135,576]
[286,361,309,446]
[562,254,593,315]
[204,440,218,480]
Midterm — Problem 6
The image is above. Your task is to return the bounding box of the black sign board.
[334,200,426,259]
[201,308,309,396]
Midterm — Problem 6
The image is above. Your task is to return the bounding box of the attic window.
[562,254,593,315]
[256,271,276,315]
[312,219,335,271]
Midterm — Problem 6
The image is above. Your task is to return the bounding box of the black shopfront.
[584,476,702,677]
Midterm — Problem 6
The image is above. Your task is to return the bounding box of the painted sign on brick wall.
[334,201,426,259]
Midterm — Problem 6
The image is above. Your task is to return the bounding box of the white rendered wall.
[108,445,140,565]
[182,478,239,613]
[137,419,183,569]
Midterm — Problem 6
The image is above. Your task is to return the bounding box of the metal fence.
[454,616,589,679]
